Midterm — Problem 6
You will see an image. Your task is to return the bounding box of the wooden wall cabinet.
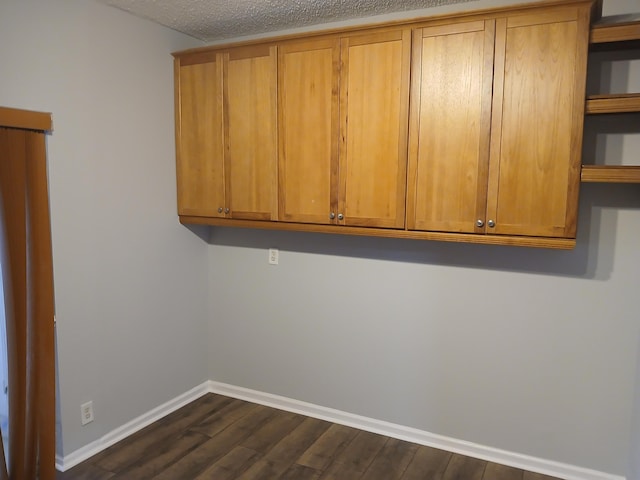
[174,0,598,249]
[175,52,225,218]
[408,6,591,239]
[407,20,495,234]
[278,37,340,225]
[175,45,277,220]
[278,29,411,229]
[487,8,589,239]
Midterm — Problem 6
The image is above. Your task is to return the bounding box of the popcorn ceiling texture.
[99,0,474,42]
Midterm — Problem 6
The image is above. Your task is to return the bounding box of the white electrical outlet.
[268,248,279,265]
[81,401,94,426]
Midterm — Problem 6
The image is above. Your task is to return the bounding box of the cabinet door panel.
[407,21,494,233]
[226,45,278,220]
[338,30,411,228]
[176,58,225,217]
[487,9,588,237]
[278,39,340,224]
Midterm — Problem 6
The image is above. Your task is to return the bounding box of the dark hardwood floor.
[56,393,560,480]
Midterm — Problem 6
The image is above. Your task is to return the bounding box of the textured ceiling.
[97,0,476,42]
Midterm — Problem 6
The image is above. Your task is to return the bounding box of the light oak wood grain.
[581,165,640,183]
[487,7,589,238]
[278,38,340,224]
[175,58,225,217]
[225,45,278,221]
[585,93,640,114]
[408,20,494,234]
[338,29,411,228]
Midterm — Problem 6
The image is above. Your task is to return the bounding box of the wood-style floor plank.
[109,430,209,480]
[189,397,258,437]
[260,415,332,463]
[153,404,275,480]
[55,394,567,480]
[400,445,451,480]
[240,410,306,454]
[360,437,419,480]
[297,423,359,471]
[318,430,388,480]
[236,417,332,480]
[93,394,231,472]
[484,462,524,480]
[56,463,114,480]
[280,464,322,480]
[442,453,487,480]
[192,446,260,480]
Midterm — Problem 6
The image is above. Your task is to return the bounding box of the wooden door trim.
[0,107,52,132]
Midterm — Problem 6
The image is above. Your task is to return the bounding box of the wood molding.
[585,93,640,114]
[0,107,52,132]
[590,18,640,43]
[581,165,640,183]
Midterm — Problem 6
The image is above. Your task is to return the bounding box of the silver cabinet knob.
[476,219,484,227]
[224,208,230,214]
[218,207,223,214]
[329,212,336,220]
[487,219,495,228]
[337,213,344,220]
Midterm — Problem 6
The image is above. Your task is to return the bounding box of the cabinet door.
[338,30,411,228]
[407,21,495,233]
[278,38,340,224]
[175,54,225,217]
[487,7,590,238]
[225,45,278,220]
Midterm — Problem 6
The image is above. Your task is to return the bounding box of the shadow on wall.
[178,183,639,281]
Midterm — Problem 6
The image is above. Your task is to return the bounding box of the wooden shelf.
[583,17,640,187]
[581,165,640,183]
[585,93,640,114]
[590,18,640,44]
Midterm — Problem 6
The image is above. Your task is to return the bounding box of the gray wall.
[0,0,207,456]
[207,0,640,477]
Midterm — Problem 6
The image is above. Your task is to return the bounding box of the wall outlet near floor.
[268,248,279,265]
[81,401,94,425]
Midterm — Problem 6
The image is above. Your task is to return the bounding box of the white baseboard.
[208,380,625,480]
[55,382,211,472]
[56,380,625,480]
